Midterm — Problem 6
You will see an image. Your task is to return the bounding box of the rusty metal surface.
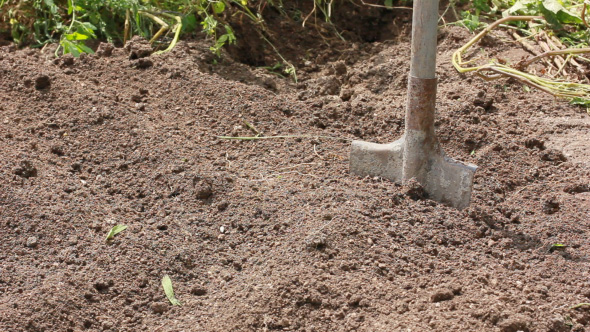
[405,75,437,133]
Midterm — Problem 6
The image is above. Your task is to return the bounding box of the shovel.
[349,0,477,209]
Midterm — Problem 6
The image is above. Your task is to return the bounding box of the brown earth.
[1,11,590,332]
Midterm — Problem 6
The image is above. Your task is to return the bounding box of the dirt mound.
[1,24,589,332]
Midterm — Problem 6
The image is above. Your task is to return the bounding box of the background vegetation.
[2,0,590,106]
[2,1,588,56]
[0,0,369,56]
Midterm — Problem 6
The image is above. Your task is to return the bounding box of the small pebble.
[68,235,78,246]
[26,236,38,248]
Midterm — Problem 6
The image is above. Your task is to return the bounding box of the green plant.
[105,224,128,243]
[548,243,567,252]
[2,0,194,55]
[455,10,486,32]
[162,275,181,306]
[1,0,356,80]
[56,0,98,56]
[453,1,590,111]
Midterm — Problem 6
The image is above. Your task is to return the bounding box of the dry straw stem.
[521,47,590,69]
[452,16,590,102]
[137,10,182,54]
[218,134,352,141]
[358,0,412,10]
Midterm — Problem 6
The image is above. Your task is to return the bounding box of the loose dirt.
[1,12,589,332]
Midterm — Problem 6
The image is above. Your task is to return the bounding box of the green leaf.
[473,0,491,12]
[504,0,538,16]
[61,40,80,57]
[201,16,218,35]
[212,1,226,14]
[162,275,181,306]
[77,43,95,54]
[570,303,590,310]
[43,0,58,15]
[65,32,89,41]
[224,25,236,44]
[570,97,590,107]
[217,34,228,44]
[384,0,393,8]
[459,11,483,32]
[540,0,582,26]
[105,224,128,242]
[181,14,198,33]
[548,243,567,253]
[77,22,97,38]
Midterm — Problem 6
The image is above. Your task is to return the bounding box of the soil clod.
[14,160,38,178]
[96,42,114,57]
[542,195,560,215]
[564,183,590,194]
[403,178,427,201]
[191,287,207,296]
[125,36,152,60]
[193,176,213,199]
[305,232,327,251]
[524,138,545,150]
[151,302,169,314]
[499,315,531,332]
[93,279,113,293]
[50,145,65,156]
[133,58,153,69]
[541,149,567,163]
[431,288,455,302]
[60,54,75,67]
[34,75,51,90]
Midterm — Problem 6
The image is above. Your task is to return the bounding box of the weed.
[162,275,181,306]
[453,10,486,32]
[105,224,128,243]
[0,0,309,79]
[548,243,567,252]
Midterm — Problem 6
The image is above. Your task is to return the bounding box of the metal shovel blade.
[350,138,476,209]
[349,0,477,209]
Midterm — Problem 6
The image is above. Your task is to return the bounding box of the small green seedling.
[105,225,128,243]
[548,243,567,253]
[162,275,181,306]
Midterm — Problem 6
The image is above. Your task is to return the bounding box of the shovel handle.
[403,0,439,182]
[410,0,439,79]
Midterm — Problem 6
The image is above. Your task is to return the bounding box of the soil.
[1,7,590,332]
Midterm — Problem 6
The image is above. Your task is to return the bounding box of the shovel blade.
[350,139,477,209]
[422,153,477,210]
